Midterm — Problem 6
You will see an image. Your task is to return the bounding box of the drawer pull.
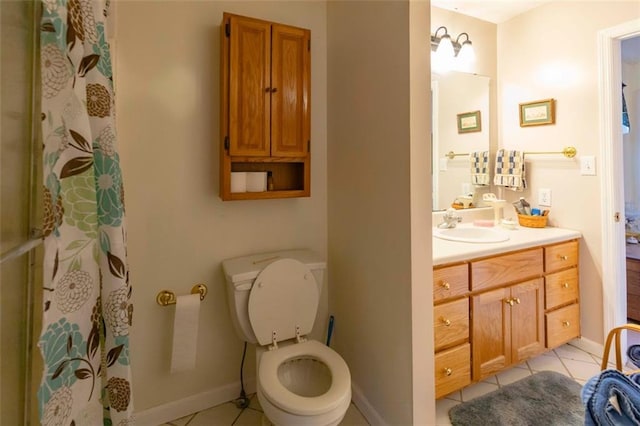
[562,320,571,327]
[559,255,569,261]
[505,298,514,306]
[562,282,570,289]
[440,281,451,290]
[444,368,453,376]
[440,317,452,327]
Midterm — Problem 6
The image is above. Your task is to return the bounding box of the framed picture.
[519,98,556,127]
[457,110,481,133]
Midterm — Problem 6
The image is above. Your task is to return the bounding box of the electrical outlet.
[539,188,552,207]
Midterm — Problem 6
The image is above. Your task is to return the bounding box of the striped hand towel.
[493,149,527,191]
[470,151,490,186]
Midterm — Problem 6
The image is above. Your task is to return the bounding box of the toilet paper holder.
[156,284,207,307]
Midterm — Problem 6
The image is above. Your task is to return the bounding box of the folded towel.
[493,149,527,191]
[628,345,640,368]
[581,370,640,426]
[470,151,490,186]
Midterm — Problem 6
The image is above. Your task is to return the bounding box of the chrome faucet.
[438,208,462,229]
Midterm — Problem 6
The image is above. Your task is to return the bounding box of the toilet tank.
[222,249,327,344]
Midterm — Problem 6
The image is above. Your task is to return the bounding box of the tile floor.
[163,342,634,426]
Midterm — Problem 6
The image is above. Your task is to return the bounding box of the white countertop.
[433,223,582,265]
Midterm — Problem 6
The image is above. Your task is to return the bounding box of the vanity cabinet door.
[510,278,545,363]
[472,279,544,380]
[471,287,511,381]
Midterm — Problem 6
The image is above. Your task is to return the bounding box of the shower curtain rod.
[0,234,42,265]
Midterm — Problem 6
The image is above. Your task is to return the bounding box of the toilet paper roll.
[230,172,247,193]
[170,293,201,373]
[246,172,267,192]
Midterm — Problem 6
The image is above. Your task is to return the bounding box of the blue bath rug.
[629,345,640,368]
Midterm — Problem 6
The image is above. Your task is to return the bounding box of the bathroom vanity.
[432,226,581,398]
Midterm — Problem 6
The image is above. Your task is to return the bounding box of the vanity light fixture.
[430,26,476,72]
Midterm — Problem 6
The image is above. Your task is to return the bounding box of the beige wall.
[115,1,328,412]
[0,1,37,424]
[497,1,640,343]
[327,1,433,424]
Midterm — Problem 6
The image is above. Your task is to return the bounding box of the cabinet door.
[270,24,310,157]
[472,287,511,381]
[228,16,271,156]
[511,278,545,363]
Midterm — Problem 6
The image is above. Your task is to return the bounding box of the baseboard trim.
[134,379,256,426]
[350,381,386,426]
[568,336,604,358]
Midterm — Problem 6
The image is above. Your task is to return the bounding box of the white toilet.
[222,249,352,426]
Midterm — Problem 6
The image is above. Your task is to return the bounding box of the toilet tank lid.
[221,249,326,285]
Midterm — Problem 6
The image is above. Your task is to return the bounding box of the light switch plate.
[580,156,596,175]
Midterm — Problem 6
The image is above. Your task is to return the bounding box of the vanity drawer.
[435,343,471,399]
[545,268,579,310]
[433,263,469,303]
[471,248,543,291]
[546,303,580,348]
[434,298,469,352]
[545,241,578,273]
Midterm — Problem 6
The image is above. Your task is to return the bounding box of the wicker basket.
[517,214,547,228]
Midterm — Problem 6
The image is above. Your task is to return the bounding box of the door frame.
[599,19,640,345]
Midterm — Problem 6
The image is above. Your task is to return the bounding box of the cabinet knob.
[440,281,451,290]
[265,87,271,92]
[444,368,453,376]
[505,298,514,306]
[562,282,570,289]
[562,320,571,327]
[559,255,569,261]
[271,87,278,93]
[441,317,451,327]
[513,297,521,304]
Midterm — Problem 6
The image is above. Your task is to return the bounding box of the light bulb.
[434,35,455,72]
[456,41,475,72]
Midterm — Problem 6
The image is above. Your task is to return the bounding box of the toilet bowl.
[222,250,352,426]
[257,340,351,426]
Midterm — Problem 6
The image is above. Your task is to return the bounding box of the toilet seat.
[258,340,351,416]
[248,258,319,346]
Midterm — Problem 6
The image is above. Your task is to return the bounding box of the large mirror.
[432,71,490,211]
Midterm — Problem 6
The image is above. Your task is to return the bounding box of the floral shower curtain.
[38,0,134,424]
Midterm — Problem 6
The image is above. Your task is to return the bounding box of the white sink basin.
[434,226,510,243]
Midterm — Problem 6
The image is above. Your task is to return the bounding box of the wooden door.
[510,278,545,363]
[270,24,310,157]
[228,15,271,156]
[472,287,511,381]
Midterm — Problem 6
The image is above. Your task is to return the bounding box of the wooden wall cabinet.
[433,239,580,398]
[220,13,311,200]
